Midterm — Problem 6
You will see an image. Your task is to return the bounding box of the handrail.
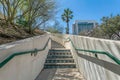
[0,37,51,68]
[66,37,120,65]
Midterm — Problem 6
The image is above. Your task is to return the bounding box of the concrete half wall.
[0,34,51,80]
[63,35,120,80]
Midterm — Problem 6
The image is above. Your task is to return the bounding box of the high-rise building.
[72,20,98,35]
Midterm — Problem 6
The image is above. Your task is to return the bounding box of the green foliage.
[61,8,73,34]
[88,27,106,38]
[16,17,28,27]
[100,15,120,39]
[61,8,73,22]
[0,0,56,34]
[80,14,120,40]
[0,0,24,23]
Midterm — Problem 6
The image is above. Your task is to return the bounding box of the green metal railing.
[0,38,51,68]
[66,37,120,65]
[1,34,120,69]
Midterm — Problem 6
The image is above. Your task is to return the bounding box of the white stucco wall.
[0,34,51,80]
[52,34,120,80]
[64,35,120,80]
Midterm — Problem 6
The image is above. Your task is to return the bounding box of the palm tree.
[61,8,73,34]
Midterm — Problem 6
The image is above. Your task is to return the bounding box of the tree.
[46,20,63,33]
[61,8,73,34]
[88,27,106,38]
[82,14,120,40]
[17,0,56,33]
[100,15,120,39]
[0,0,24,23]
[0,0,56,34]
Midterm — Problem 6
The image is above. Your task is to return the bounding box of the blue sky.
[56,0,120,33]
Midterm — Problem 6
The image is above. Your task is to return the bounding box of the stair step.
[44,63,76,69]
[51,40,64,48]
[47,55,73,58]
[46,59,74,63]
[49,49,70,53]
[48,53,71,55]
[50,48,69,49]
[51,48,68,50]
[44,46,76,69]
[46,58,74,60]
[44,63,76,66]
[44,65,76,69]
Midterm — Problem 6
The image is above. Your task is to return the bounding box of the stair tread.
[44,41,76,69]
[51,48,70,50]
[46,58,74,60]
[48,52,71,54]
[49,52,71,53]
[50,50,70,51]
[48,55,72,56]
[45,63,76,65]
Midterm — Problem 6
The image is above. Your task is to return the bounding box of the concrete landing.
[35,68,85,80]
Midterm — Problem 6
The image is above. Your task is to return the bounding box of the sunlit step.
[44,63,76,69]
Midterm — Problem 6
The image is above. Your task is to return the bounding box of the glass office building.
[72,20,98,35]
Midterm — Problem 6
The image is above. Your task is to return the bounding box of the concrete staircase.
[44,49,76,68]
[51,40,64,48]
[35,40,85,80]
